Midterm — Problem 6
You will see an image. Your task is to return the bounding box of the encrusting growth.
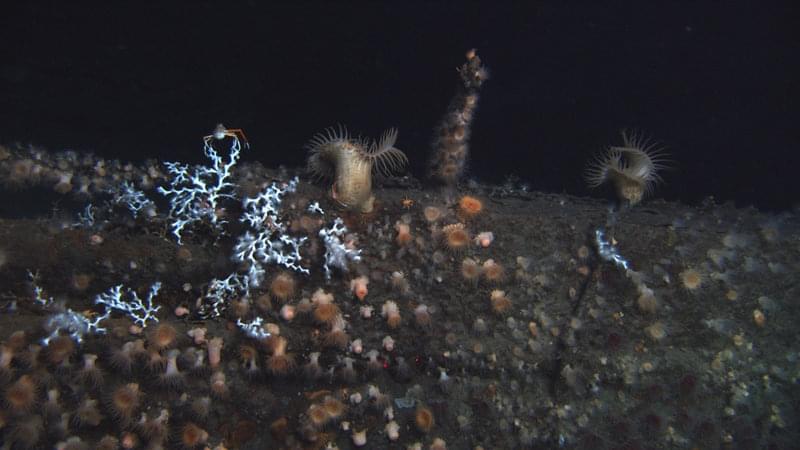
[585,130,669,206]
[306,126,408,213]
[429,48,490,187]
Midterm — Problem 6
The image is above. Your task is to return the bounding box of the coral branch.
[319,217,362,280]
[232,177,310,287]
[157,133,243,243]
[94,282,162,327]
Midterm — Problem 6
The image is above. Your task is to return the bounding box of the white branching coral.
[319,217,362,280]
[240,177,299,228]
[237,316,272,340]
[111,181,156,219]
[233,232,308,286]
[595,229,629,271]
[42,308,109,345]
[28,270,54,307]
[39,281,161,345]
[94,282,162,327]
[199,273,250,319]
[231,177,310,287]
[158,132,243,243]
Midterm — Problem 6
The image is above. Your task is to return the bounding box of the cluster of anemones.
[0,327,232,449]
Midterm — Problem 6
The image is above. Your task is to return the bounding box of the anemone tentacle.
[585,130,670,205]
[305,126,407,212]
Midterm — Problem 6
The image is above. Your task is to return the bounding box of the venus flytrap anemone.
[306,126,408,213]
[585,130,669,206]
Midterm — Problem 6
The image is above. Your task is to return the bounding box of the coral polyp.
[306,126,408,212]
[585,130,669,205]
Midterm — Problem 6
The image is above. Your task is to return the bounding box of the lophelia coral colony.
[0,51,796,450]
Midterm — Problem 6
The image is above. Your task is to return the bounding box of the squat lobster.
[205,123,249,148]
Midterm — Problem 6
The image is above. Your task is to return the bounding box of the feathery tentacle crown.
[585,130,669,206]
[306,125,407,213]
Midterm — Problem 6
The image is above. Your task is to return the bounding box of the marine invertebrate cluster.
[0,46,795,449]
[0,142,170,202]
[306,126,408,213]
[429,49,490,186]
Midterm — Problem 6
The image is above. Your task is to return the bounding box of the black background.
[1,1,798,210]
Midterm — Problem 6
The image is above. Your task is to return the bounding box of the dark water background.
[1,2,797,210]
